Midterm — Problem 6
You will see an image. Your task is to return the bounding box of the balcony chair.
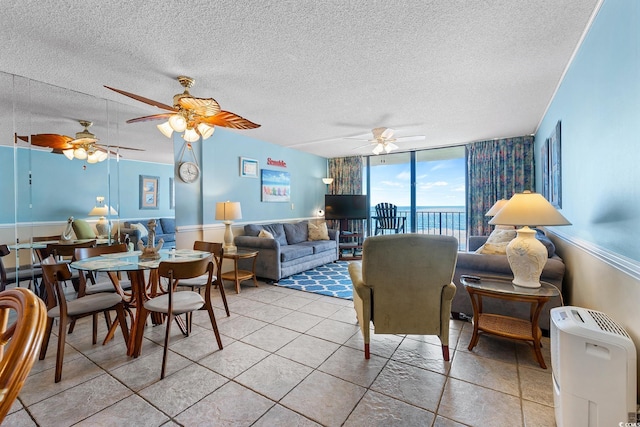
[142,256,223,379]
[372,202,406,235]
[0,288,47,421]
[0,244,42,295]
[348,234,458,360]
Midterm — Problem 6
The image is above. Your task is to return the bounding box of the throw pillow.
[308,222,330,241]
[258,229,274,239]
[72,219,96,239]
[534,228,556,258]
[131,222,148,238]
[475,226,517,255]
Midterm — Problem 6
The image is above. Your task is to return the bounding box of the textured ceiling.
[0,0,600,163]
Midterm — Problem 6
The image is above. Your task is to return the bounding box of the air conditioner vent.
[588,309,631,339]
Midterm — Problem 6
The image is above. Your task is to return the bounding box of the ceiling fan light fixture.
[197,123,215,139]
[372,143,384,155]
[63,149,75,160]
[74,147,87,160]
[157,121,174,138]
[168,114,187,132]
[183,128,200,142]
[385,142,398,153]
[96,151,108,162]
[87,152,99,163]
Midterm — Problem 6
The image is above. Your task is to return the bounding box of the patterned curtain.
[466,136,535,237]
[327,156,364,233]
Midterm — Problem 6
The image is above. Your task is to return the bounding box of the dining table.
[70,248,212,357]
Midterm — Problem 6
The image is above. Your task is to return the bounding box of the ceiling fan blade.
[395,135,426,142]
[126,113,175,124]
[381,128,395,139]
[97,144,145,152]
[104,85,177,112]
[18,134,74,150]
[199,111,260,129]
[179,97,221,116]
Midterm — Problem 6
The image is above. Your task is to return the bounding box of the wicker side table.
[461,276,560,369]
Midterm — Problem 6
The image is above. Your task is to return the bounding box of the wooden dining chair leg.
[114,304,130,344]
[204,301,223,349]
[92,313,98,345]
[161,311,174,380]
[55,316,68,383]
[68,319,76,334]
[218,282,230,317]
[39,317,54,360]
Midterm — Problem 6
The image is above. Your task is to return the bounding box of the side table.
[461,276,560,369]
[221,250,259,294]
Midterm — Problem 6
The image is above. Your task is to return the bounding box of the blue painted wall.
[535,0,639,261]
[174,128,327,228]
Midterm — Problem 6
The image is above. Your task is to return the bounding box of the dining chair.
[0,245,42,294]
[143,256,223,379]
[0,288,47,421]
[39,261,129,382]
[39,240,97,291]
[177,241,229,317]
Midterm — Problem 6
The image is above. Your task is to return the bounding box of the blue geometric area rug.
[275,261,354,300]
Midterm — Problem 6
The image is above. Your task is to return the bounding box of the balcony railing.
[369,208,467,251]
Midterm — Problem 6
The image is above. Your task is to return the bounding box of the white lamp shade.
[322,177,334,185]
[197,123,215,139]
[157,121,174,138]
[489,191,571,227]
[183,128,200,142]
[485,199,509,216]
[215,201,242,221]
[88,205,118,216]
[63,149,75,160]
[168,114,187,132]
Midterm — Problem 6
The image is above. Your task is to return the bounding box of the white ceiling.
[1,0,600,164]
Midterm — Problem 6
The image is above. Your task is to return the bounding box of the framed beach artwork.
[541,138,550,201]
[261,169,290,202]
[140,175,159,209]
[240,157,259,178]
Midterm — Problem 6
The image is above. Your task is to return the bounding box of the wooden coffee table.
[461,276,560,368]
[221,250,259,293]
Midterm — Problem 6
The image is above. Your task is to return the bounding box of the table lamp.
[485,199,509,216]
[216,201,242,253]
[488,191,570,288]
[88,196,118,237]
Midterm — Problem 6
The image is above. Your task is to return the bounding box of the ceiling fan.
[16,120,144,163]
[104,76,260,142]
[349,127,425,154]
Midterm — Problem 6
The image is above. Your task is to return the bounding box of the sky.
[368,157,465,207]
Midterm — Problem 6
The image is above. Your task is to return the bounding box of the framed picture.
[240,157,259,178]
[541,138,550,201]
[261,169,290,202]
[169,177,175,209]
[548,121,562,208]
[140,175,159,210]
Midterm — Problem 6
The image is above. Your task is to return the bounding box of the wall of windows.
[364,146,467,247]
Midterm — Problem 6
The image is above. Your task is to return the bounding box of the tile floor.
[5,279,556,426]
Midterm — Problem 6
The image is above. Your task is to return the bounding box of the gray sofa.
[234,221,339,282]
[452,232,565,332]
[119,218,176,248]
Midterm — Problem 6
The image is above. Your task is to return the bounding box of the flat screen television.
[325,195,368,220]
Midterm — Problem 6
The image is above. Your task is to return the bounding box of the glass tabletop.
[70,249,211,272]
[461,276,560,298]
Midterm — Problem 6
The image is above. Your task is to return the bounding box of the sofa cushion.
[475,226,516,255]
[303,240,335,254]
[245,223,287,246]
[284,221,309,245]
[72,219,96,239]
[534,228,556,258]
[280,244,313,262]
[160,218,175,234]
[308,221,330,241]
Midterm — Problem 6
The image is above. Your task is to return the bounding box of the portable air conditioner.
[551,306,637,426]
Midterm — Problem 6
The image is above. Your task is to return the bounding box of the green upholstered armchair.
[348,234,458,360]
